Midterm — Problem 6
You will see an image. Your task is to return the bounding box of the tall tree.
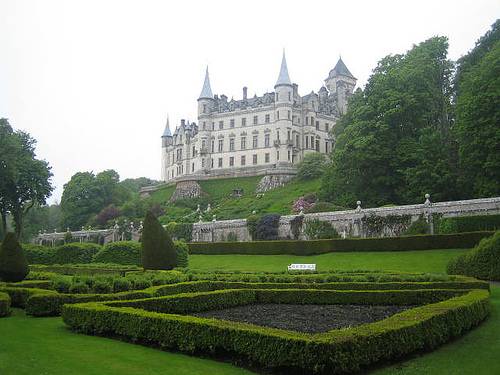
[454,20,500,198]
[0,119,53,237]
[321,37,458,207]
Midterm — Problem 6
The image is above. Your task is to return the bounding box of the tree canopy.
[320,37,459,207]
[0,118,53,237]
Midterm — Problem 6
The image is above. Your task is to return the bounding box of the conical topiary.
[0,232,29,282]
[141,211,177,270]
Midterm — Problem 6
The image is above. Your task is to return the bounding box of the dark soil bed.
[193,303,414,333]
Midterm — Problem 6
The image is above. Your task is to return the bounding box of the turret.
[197,66,215,116]
[274,51,294,166]
[324,57,357,114]
[274,51,293,104]
[161,116,172,147]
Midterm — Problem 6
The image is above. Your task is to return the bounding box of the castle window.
[287,130,291,141]
[253,115,258,125]
[288,150,291,161]
[305,117,309,125]
[277,111,280,120]
[218,139,223,152]
[310,116,314,125]
[316,140,320,152]
[296,134,300,147]
[241,137,246,149]
[192,146,196,156]
[311,136,315,149]
[202,121,206,130]
[212,122,215,130]
[277,150,280,160]
[315,121,319,130]
[265,134,270,147]
[230,119,235,128]
[287,111,291,120]
[325,141,329,153]
[241,155,246,166]
[253,154,257,165]
[202,158,205,167]
[192,163,194,172]
[265,114,270,123]
[252,135,258,148]
[242,117,246,126]
[229,157,234,167]
[203,104,207,113]
[325,123,329,132]
[211,158,214,168]
[230,138,235,151]
[265,153,270,163]
[211,140,215,153]
[219,121,224,130]
[218,158,223,168]
[277,130,280,140]
[306,137,309,149]
[288,92,291,101]
[202,140,206,149]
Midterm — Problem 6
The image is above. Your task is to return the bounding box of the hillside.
[147,176,324,224]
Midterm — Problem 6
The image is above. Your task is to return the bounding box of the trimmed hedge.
[62,288,490,374]
[29,264,140,276]
[24,278,488,317]
[52,243,102,264]
[0,292,10,317]
[23,243,56,264]
[447,231,500,281]
[189,231,494,255]
[438,214,500,234]
[93,241,141,265]
[0,286,57,308]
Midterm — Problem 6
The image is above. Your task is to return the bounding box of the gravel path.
[193,304,413,333]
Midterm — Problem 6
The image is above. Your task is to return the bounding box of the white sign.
[287,263,316,271]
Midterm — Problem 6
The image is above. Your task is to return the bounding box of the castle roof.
[162,116,172,137]
[327,57,356,80]
[199,66,213,99]
[275,51,292,87]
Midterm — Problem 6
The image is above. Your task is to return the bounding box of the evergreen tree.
[0,232,29,282]
[321,37,458,207]
[141,211,176,270]
[454,20,500,198]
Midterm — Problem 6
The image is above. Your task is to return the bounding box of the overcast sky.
[1,0,499,204]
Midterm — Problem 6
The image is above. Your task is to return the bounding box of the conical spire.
[275,50,292,87]
[162,115,172,137]
[198,66,213,99]
[328,57,355,79]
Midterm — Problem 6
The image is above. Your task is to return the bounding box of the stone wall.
[192,196,500,242]
[170,180,203,202]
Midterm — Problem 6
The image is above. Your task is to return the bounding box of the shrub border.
[0,292,10,317]
[62,288,490,374]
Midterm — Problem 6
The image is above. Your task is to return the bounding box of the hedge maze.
[0,272,491,374]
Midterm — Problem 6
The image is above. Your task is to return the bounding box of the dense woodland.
[0,20,498,241]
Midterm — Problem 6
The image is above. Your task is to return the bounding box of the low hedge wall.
[62,288,490,374]
[29,264,140,276]
[438,214,500,234]
[2,280,54,289]
[0,292,11,317]
[23,278,489,317]
[0,287,57,308]
[188,231,494,255]
[92,241,141,265]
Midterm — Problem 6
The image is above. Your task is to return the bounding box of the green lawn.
[0,309,254,375]
[190,249,468,274]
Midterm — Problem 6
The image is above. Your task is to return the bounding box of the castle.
[161,53,356,183]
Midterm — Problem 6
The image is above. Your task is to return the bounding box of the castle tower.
[161,116,173,180]
[197,66,214,171]
[325,57,357,114]
[198,67,214,116]
[274,51,294,166]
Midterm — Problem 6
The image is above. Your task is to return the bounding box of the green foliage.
[0,292,11,317]
[255,214,280,240]
[188,231,493,255]
[112,278,131,293]
[0,118,53,237]
[52,243,102,264]
[296,153,328,180]
[455,20,500,198]
[437,214,500,234]
[404,215,430,235]
[93,241,141,265]
[304,219,339,239]
[362,214,412,237]
[174,240,189,268]
[246,214,260,240]
[447,231,500,280]
[0,233,29,282]
[289,215,304,240]
[165,222,193,242]
[68,282,89,294]
[320,37,458,207]
[61,288,489,374]
[141,211,176,270]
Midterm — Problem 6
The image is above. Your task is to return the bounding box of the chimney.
[181,119,185,126]
[243,86,248,100]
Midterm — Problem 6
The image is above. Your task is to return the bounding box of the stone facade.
[160,53,356,183]
[191,196,500,242]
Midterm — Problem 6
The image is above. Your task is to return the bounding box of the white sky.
[1,0,499,204]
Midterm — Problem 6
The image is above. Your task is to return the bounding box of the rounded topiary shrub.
[52,243,102,264]
[447,231,500,281]
[141,211,177,270]
[174,240,189,268]
[93,241,141,265]
[0,232,29,282]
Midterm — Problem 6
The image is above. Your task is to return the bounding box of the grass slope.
[190,249,469,274]
[0,309,254,375]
